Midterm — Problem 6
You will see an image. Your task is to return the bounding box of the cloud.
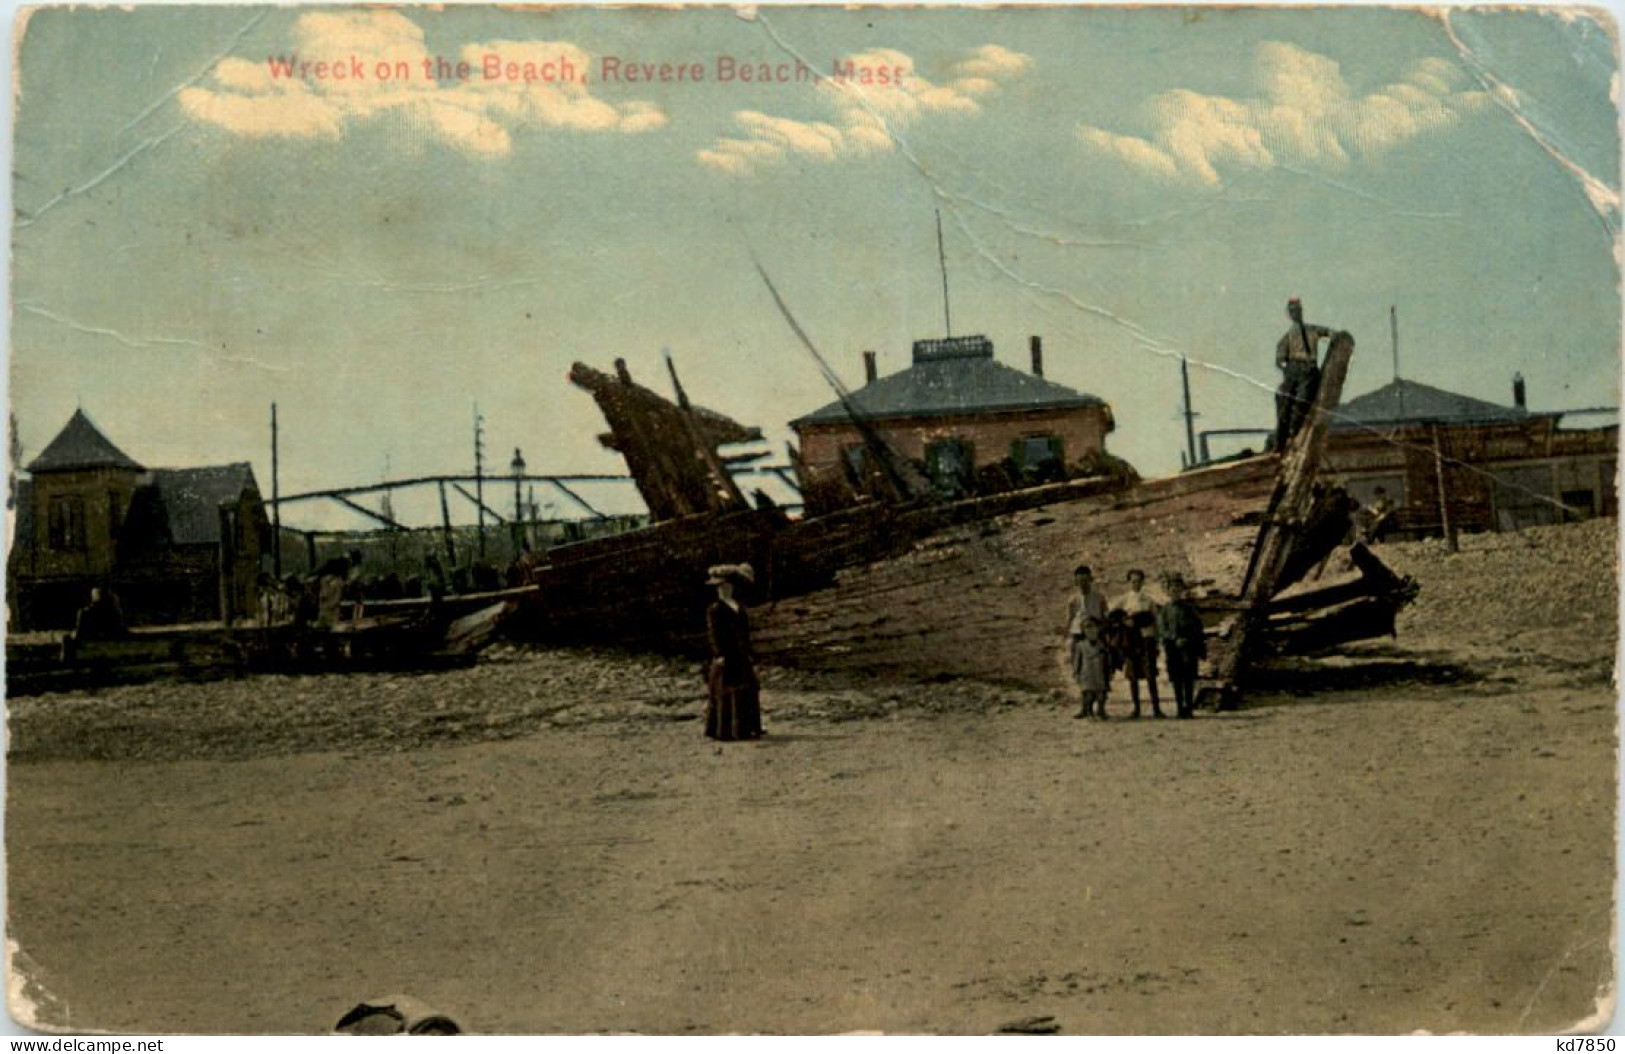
[178,11,667,158]
[1076,42,1491,187]
[945,44,1034,89]
[697,43,1031,177]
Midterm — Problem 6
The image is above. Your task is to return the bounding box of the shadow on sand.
[1245,646,1500,702]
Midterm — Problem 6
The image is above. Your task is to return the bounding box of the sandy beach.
[6,520,1617,1034]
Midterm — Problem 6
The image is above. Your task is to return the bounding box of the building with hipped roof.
[789,334,1120,514]
[1324,374,1616,536]
[9,410,270,630]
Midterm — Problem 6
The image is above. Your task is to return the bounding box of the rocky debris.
[7,643,1045,763]
[1378,518,1617,667]
[994,1015,1060,1034]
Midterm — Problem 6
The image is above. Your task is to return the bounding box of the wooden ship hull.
[6,596,525,697]
[546,330,1417,706]
[8,328,1413,706]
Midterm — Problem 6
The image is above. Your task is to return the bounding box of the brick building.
[1325,377,1617,536]
[8,410,270,629]
[789,335,1116,513]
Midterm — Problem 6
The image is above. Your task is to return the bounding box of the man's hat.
[1287,297,1302,307]
[706,562,755,586]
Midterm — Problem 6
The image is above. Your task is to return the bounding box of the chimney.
[1513,372,1527,410]
[1030,335,1044,377]
[862,350,877,385]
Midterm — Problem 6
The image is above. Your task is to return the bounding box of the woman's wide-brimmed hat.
[706,562,755,586]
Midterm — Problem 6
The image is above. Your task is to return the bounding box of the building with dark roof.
[1332,377,1541,430]
[9,411,269,629]
[789,335,1117,513]
[1325,374,1616,536]
[27,408,145,473]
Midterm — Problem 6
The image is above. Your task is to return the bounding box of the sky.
[9,4,1621,531]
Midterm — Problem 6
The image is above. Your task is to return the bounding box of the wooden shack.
[1325,377,1617,536]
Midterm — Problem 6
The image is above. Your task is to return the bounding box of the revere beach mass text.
[267,53,910,87]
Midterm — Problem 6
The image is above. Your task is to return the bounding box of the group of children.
[1065,564,1207,721]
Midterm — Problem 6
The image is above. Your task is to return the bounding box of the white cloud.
[1076,42,1491,187]
[697,43,1031,177]
[178,11,666,158]
[945,44,1034,90]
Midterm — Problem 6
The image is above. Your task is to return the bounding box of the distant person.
[471,562,502,592]
[1274,297,1333,451]
[256,572,278,626]
[344,550,367,621]
[704,563,763,742]
[1156,574,1207,719]
[507,543,539,588]
[73,585,126,641]
[1066,564,1110,720]
[423,553,448,618]
[287,574,316,629]
[376,571,405,601]
[1102,607,1133,696]
[1113,569,1165,719]
[256,572,293,626]
[314,556,349,631]
[1360,487,1395,544]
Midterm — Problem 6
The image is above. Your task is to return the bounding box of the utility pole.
[1391,305,1404,420]
[270,403,281,578]
[473,404,486,563]
[510,447,527,555]
[381,453,397,573]
[935,208,952,338]
[1180,357,1199,469]
[1432,424,1457,553]
[437,479,457,567]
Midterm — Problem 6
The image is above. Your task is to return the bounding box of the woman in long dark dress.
[704,563,763,741]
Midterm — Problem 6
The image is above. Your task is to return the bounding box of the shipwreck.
[541,320,1417,708]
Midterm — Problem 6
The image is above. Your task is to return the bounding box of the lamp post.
[510,447,527,555]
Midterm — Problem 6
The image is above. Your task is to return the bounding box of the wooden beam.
[1203,330,1359,708]
[768,466,802,495]
[549,479,605,520]
[271,473,630,506]
[332,493,409,531]
[451,482,506,524]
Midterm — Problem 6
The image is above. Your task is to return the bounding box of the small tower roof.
[26,409,144,473]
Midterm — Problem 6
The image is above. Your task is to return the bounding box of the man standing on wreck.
[1275,297,1333,450]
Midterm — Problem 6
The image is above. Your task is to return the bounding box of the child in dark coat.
[1156,574,1207,719]
[1102,608,1134,703]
